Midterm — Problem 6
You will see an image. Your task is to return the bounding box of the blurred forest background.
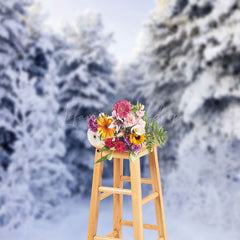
[0,0,239,238]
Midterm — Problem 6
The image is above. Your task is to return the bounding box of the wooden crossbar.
[105,230,118,237]
[120,220,159,231]
[100,192,112,200]
[120,176,152,184]
[158,238,165,240]
[98,186,132,195]
[142,192,159,205]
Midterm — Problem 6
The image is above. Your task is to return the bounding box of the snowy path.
[0,195,237,240]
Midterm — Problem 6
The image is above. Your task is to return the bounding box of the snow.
[130,1,240,237]
[179,71,215,122]
[0,191,238,240]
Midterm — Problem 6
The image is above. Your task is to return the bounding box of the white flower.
[131,125,145,135]
[99,112,105,117]
[116,131,125,137]
[139,103,145,111]
[108,110,123,132]
[112,110,117,117]
[87,129,103,146]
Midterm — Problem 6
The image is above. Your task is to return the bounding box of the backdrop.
[0,0,239,239]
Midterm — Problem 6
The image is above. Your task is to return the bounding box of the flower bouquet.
[87,100,167,163]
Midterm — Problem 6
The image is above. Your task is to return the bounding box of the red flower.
[115,141,125,152]
[105,138,115,148]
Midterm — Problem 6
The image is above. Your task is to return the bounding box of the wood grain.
[87,150,104,240]
[113,158,123,238]
[149,146,168,240]
[129,156,144,240]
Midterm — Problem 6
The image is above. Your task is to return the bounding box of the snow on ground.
[0,180,238,240]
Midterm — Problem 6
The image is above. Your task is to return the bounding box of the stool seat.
[93,143,158,159]
[87,144,168,240]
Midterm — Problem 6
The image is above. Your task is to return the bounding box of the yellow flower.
[97,115,115,139]
[129,132,146,145]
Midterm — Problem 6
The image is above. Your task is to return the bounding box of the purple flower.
[124,135,131,146]
[124,145,130,152]
[88,115,99,132]
[131,144,141,152]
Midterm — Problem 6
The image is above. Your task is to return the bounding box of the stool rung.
[94,236,126,240]
[99,186,132,195]
[105,230,118,237]
[100,192,112,200]
[157,238,165,240]
[142,192,159,205]
[120,220,159,231]
[120,176,152,184]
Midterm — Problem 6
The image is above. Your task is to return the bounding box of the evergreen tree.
[0,0,31,68]
[24,1,57,94]
[116,61,145,102]
[58,10,116,193]
[137,0,240,230]
[0,67,73,228]
[0,0,32,181]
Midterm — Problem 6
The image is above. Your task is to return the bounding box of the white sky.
[40,0,157,62]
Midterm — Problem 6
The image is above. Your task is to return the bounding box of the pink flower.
[136,110,145,117]
[125,112,137,127]
[88,115,99,132]
[113,100,132,119]
[137,118,146,127]
[131,144,141,152]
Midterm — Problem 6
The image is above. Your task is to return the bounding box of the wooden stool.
[87,144,168,240]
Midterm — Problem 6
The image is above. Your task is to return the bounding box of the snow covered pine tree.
[0,1,73,228]
[0,67,73,229]
[57,10,116,194]
[137,0,240,232]
[24,2,60,95]
[0,0,32,183]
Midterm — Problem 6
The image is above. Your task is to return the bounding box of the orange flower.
[97,115,115,139]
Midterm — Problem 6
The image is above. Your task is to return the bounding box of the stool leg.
[149,147,168,240]
[113,158,123,238]
[129,156,144,240]
[87,150,104,240]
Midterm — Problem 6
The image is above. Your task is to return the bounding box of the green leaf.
[106,152,113,160]
[142,111,149,132]
[99,146,110,152]
[154,125,167,146]
[154,122,158,133]
[95,152,113,164]
[150,119,154,128]
[131,105,138,115]
[129,151,137,163]
[155,135,161,146]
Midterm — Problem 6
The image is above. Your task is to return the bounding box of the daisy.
[87,129,103,146]
[97,115,115,139]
